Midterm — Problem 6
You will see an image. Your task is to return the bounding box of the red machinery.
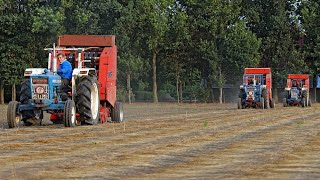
[238,68,275,109]
[7,35,123,128]
[54,35,123,123]
[283,74,311,107]
[244,68,273,104]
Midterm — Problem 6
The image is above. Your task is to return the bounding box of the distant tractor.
[7,35,124,128]
[238,68,275,109]
[283,74,311,107]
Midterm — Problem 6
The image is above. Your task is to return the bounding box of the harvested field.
[1,103,320,179]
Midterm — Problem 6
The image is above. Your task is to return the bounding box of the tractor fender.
[72,68,96,77]
[72,68,97,100]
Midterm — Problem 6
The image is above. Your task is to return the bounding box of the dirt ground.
[1,102,320,179]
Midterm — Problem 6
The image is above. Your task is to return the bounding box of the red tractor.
[283,74,311,107]
[7,35,123,128]
[238,68,275,109]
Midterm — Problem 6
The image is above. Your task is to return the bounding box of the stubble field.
[1,102,320,179]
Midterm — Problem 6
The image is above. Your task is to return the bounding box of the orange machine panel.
[58,35,115,47]
[244,68,271,75]
[287,74,309,80]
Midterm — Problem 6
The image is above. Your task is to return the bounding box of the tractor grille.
[291,89,298,99]
[246,88,255,100]
[32,84,49,100]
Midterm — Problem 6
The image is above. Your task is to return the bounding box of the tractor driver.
[248,77,254,85]
[292,79,298,88]
[57,53,72,100]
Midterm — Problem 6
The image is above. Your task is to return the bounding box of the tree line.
[0,0,319,103]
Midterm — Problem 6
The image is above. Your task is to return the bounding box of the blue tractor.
[283,74,311,107]
[238,74,275,109]
[7,44,100,128]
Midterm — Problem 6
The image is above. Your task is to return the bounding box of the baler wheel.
[283,98,287,107]
[301,91,310,107]
[308,99,312,107]
[260,97,265,109]
[7,101,21,128]
[302,91,309,107]
[76,74,100,125]
[64,99,76,127]
[262,89,269,109]
[270,98,275,108]
[111,102,124,123]
[301,97,306,107]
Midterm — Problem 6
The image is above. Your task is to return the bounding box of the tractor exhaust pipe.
[47,51,52,70]
[52,43,57,74]
[78,48,82,69]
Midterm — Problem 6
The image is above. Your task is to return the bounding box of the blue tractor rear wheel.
[19,78,34,123]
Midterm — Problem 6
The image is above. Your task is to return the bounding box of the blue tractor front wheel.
[64,100,76,127]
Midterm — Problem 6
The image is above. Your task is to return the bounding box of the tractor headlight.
[24,70,32,76]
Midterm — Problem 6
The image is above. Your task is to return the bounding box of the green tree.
[135,0,174,103]
[163,3,190,103]
[299,1,320,78]
[113,1,144,103]
[0,1,41,101]
[223,21,261,84]
[178,0,260,103]
[242,0,305,102]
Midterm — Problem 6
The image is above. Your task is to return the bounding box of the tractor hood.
[24,68,46,76]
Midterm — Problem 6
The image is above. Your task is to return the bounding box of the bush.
[159,90,176,102]
[135,91,153,102]
[116,86,128,102]
[183,84,211,102]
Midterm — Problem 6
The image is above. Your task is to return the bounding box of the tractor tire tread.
[76,74,99,125]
